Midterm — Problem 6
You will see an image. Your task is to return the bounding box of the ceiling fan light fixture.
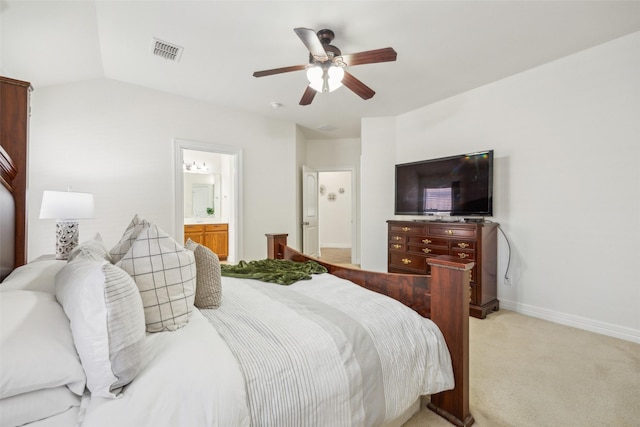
[306,64,344,93]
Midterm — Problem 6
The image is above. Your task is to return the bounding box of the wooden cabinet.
[387,220,499,319]
[184,223,228,260]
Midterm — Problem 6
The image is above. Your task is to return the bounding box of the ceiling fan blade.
[253,64,306,78]
[339,47,397,67]
[294,27,329,62]
[342,71,375,100]
[299,86,317,105]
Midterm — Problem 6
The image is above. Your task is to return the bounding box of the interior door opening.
[318,170,355,266]
[174,140,242,263]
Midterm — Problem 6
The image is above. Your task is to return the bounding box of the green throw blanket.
[220,259,328,285]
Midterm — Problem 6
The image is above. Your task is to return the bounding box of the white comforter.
[200,273,454,427]
[80,309,250,427]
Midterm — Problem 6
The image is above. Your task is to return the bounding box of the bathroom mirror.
[184,173,222,220]
[192,184,213,217]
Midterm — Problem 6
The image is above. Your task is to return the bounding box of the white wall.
[28,78,298,261]
[361,117,396,271]
[318,171,351,248]
[361,32,640,342]
[306,138,361,261]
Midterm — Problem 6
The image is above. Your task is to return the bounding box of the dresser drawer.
[184,224,205,232]
[407,244,448,256]
[407,236,447,247]
[389,253,428,273]
[389,233,406,243]
[451,240,476,250]
[428,226,476,238]
[451,249,476,261]
[389,242,405,252]
[389,223,426,234]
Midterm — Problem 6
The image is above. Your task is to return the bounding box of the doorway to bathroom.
[174,139,242,263]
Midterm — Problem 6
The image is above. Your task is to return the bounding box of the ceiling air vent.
[151,38,183,62]
[316,124,338,132]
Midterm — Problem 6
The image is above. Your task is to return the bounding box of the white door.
[302,165,319,257]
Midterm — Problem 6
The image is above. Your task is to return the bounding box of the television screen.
[394,150,493,217]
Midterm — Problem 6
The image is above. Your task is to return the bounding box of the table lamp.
[39,189,95,260]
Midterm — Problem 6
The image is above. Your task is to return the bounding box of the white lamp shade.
[39,190,95,220]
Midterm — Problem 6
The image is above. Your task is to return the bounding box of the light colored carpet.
[404,310,640,426]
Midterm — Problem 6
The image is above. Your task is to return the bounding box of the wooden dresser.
[184,223,228,260]
[387,220,499,318]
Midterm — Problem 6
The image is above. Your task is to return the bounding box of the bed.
[0,130,474,427]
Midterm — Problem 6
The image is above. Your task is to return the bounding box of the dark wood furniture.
[267,233,475,427]
[0,76,32,270]
[184,223,228,260]
[388,220,499,319]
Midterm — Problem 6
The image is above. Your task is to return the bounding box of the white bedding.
[2,261,453,427]
[80,309,250,427]
[200,273,454,427]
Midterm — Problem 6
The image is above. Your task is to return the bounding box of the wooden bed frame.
[267,234,474,426]
[0,79,473,424]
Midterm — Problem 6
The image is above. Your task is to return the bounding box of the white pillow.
[0,290,85,399]
[117,224,196,332]
[55,258,146,398]
[0,386,80,427]
[109,214,150,264]
[0,260,66,294]
[67,233,112,263]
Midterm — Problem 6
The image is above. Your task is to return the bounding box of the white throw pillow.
[0,290,86,399]
[67,233,112,263]
[55,258,146,398]
[117,224,196,332]
[109,214,150,264]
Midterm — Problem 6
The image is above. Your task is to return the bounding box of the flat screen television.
[394,150,494,217]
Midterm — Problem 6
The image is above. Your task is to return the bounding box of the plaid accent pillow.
[185,239,222,309]
[117,224,196,332]
[109,214,150,264]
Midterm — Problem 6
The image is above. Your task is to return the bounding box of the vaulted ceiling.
[2,0,639,138]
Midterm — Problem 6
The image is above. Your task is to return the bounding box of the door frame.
[316,167,358,265]
[174,139,243,262]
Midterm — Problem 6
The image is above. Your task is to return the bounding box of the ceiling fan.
[253,28,397,106]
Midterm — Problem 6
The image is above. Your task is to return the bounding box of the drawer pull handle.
[422,239,431,244]
[393,244,402,249]
[446,230,455,235]
[422,248,431,254]
[401,258,412,265]
[393,236,402,241]
[402,227,411,232]
[458,242,469,248]
[457,253,469,259]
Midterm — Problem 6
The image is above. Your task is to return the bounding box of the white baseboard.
[500,299,640,344]
[319,243,351,249]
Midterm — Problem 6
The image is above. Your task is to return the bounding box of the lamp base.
[55,220,79,260]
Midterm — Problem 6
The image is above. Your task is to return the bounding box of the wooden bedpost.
[266,233,288,260]
[427,256,475,427]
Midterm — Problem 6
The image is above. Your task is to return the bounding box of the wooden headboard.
[0,76,32,278]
